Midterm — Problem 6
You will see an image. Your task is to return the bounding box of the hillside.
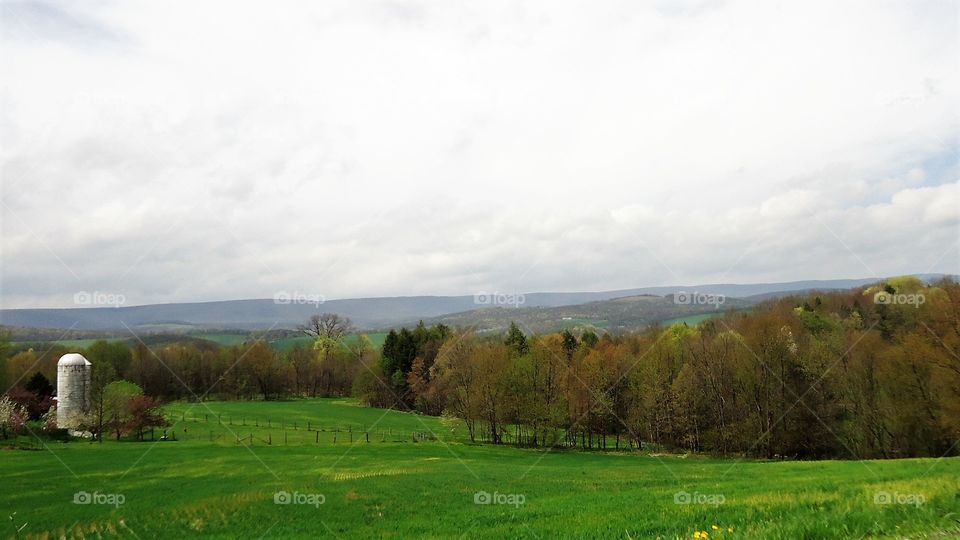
[4,276,947,332]
[410,294,752,334]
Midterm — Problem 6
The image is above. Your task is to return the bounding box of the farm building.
[56,353,91,429]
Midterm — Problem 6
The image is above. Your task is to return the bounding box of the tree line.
[1,278,957,457]
[365,276,959,458]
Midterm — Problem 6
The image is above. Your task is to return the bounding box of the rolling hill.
[1,275,951,332]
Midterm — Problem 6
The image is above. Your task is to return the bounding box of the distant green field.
[189,333,248,347]
[660,312,723,327]
[2,398,957,539]
[12,337,128,349]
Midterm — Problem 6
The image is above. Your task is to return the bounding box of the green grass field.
[659,313,724,327]
[187,333,248,347]
[2,399,958,539]
[15,338,128,349]
[161,399,456,443]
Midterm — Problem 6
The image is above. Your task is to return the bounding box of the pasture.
[2,399,958,539]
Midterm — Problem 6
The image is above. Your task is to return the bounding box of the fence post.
[316,431,319,444]
[268,433,272,445]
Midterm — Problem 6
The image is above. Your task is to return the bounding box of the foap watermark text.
[474,292,525,308]
[674,291,725,308]
[274,490,325,508]
[74,291,126,307]
[273,291,325,307]
[73,491,125,507]
[474,490,525,508]
[674,491,725,506]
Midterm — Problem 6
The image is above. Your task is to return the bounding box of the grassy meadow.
[658,313,723,327]
[2,399,958,539]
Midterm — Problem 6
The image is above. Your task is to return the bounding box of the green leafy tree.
[86,340,133,380]
[103,380,143,440]
[580,330,599,349]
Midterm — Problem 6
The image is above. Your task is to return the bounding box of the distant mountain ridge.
[1,274,952,332]
[408,294,755,335]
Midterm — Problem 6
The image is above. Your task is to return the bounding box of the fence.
[163,412,439,446]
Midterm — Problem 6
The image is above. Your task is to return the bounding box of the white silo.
[56,353,91,429]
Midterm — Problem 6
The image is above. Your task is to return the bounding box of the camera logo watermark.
[73,491,125,507]
[474,292,525,308]
[73,291,126,308]
[674,291,725,308]
[274,490,325,508]
[873,291,924,308]
[273,291,325,307]
[474,490,525,508]
[874,491,924,507]
[673,491,725,506]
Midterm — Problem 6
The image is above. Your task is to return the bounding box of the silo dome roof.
[58,353,91,366]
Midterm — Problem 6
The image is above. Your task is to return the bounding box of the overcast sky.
[1,0,958,308]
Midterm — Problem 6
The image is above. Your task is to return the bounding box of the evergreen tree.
[25,372,53,399]
[504,322,529,355]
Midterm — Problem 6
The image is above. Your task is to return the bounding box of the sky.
[1,0,958,308]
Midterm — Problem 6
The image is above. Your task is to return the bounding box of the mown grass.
[161,399,456,444]
[2,399,958,539]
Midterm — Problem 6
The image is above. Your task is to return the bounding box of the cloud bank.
[1,0,957,307]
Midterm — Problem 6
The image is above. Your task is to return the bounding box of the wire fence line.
[162,412,440,446]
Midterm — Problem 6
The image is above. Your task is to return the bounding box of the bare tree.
[300,314,355,397]
[300,313,354,341]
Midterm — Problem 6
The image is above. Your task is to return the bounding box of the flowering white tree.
[41,405,57,433]
[0,395,27,438]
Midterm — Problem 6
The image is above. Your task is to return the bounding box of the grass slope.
[659,313,724,327]
[2,399,957,539]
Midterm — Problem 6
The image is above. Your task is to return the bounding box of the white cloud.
[1,0,957,307]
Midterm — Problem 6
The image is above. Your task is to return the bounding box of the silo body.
[56,353,91,429]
